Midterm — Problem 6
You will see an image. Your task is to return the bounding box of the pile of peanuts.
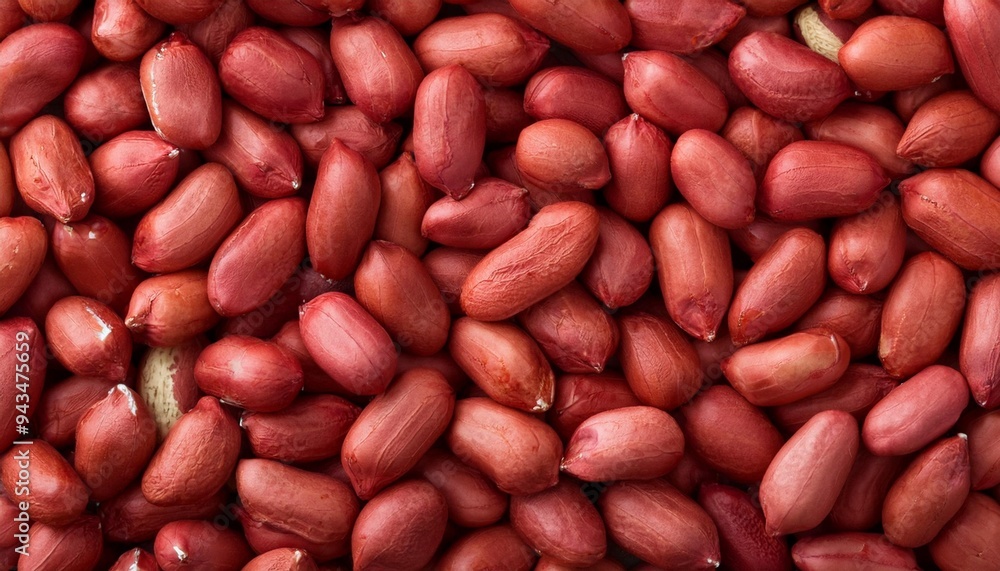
[1,0,1000,569]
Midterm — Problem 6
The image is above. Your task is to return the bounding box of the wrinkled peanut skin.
[698,484,793,571]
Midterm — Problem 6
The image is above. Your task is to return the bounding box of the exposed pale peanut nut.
[341,368,454,499]
[759,410,859,536]
[135,340,203,441]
